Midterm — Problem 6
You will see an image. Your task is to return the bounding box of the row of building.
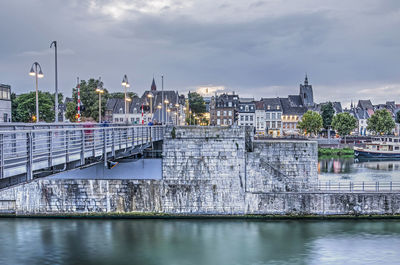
[3,77,400,137]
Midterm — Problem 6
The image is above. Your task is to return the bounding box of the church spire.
[304,74,309,85]
[151,77,157,91]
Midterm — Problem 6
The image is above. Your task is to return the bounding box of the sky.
[1,0,400,108]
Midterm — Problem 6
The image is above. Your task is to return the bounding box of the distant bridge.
[0,124,165,188]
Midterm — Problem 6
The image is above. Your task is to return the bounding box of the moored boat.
[354,136,400,159]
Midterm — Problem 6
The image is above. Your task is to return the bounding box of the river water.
[318,157,400,182]
[0,219,399,265]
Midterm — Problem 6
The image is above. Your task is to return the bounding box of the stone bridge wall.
[1,126,400,216]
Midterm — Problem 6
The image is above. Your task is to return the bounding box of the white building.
[238,99,255,126]
[0,84,11,122]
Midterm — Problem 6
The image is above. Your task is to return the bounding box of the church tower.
[151,77,157,91]
[299,74,314,107]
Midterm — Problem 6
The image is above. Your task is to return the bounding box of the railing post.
[132,127,134,148]
[362,181,364,191]
[390,181,392,192]
[112,128,115,158]
[103,128,107,167]
[48,131,52,168]
[142,126,144,145]
[80,130,85,166]
[349,182,352,192]
[338,182,340,191]
[377,181,379,192]
[0,134,4,180]
[65,130,70,165]
[26,132,33,181]
[125,127,128,151]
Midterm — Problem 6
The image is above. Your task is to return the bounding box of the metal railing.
[317,181,400,192]
[0,125,165,184]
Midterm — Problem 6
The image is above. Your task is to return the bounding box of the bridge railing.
[0,125,165,185]
[317,181,400,192]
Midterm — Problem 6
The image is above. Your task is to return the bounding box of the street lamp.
[164,98,169,124]
[50,41,59,122]
[29,62,44,123]
[147,93,153,122]
[96,77,104,123]
[122,75,130,123]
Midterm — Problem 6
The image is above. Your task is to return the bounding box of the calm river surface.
[0,219,399,265]
[319,157,400,182]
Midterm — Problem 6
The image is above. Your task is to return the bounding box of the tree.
[395,111,400,124]
[188,92,206,114]
[12,92,56,122]
[109,92,137,99]
[331,112,358,143]
[367,109,395,135]
[70,79,109,122]
[297,111,323,136]
[321,102,335,129]
[65,101,77,122]
[11,92,18,122]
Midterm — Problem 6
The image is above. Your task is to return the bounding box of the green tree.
[13,92,55,122]
[11,92,18,122]
[395,111,400,124]
[331,112,358,143]
[70,79,109,122]
[367,109,395,135]
[109,92,137,99]
[297,111,323,136]
[188,92,206,114]
[65,101,77,122]
[321,102,335,129]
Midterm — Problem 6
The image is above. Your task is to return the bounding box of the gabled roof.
[261,97,282,111]
[280,98,307,115]
[358,100,373,110]
[288,95,303,107]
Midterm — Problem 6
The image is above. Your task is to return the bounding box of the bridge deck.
[0,125,164,186]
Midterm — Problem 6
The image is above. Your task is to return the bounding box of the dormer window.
[267,105,270,110]
[245,105,249,111]
[277,105,280,110]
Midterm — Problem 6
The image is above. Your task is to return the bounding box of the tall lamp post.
[164,98,169,124]
[96,77,104,123]
[175,103,180,125]
[29,62,44,123]
[121,75,130,123]
[147,93,153,122]
[50,41,58,122]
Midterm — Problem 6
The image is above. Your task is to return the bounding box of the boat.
[354,136,400,159]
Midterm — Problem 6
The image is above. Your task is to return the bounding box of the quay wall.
[1,126,400,216]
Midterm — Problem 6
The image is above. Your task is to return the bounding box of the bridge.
[0,124,165,188]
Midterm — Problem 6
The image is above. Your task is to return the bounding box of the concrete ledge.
[2,212,400,219]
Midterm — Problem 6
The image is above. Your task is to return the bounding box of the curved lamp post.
[50,41,58,122]
[121,75,130,123]
[29,62,44,123]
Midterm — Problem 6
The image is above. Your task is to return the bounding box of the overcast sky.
[1,0,400,107]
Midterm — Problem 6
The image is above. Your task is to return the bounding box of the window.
[224,119,227,125]
[245,105,249,111]
[228,102,232,107]
[131,118,134,122]
[272,113,276,120]
[224,111,227,116]
[277,121,281,128]
[266,113,270,120]
[257,117,260,122]
[245,115,248,121]
[217,111,220,116]
[229,119,232,125]
[217,119,221,125]
[267,105,270,110]
[120,118,123,122]
[115,118,118,122]
[277,113,281,119]
[3,113,8,122]
[250,116,253,121]
[241,116,244,121]
[277,105,280,110]
[228,111,232,116]
[272,122,276,129]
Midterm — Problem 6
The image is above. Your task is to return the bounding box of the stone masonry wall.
[246,140,318,193]
[1,126,400,216]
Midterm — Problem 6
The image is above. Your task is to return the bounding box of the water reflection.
[318,157,400,182]
[0,219,399,265]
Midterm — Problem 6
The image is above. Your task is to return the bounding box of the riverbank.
[2,212,400,219]
[318,147,354,157]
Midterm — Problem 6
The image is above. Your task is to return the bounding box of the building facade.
[0,84,11,122]
[238,99,255,126]
[210,93,239,126]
